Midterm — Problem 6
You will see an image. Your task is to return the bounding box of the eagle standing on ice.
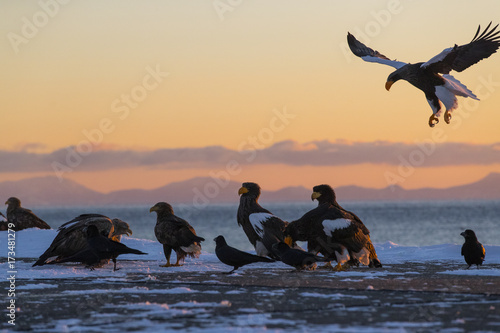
[150,202,205,267]
[285,185,382,270]
[237,182,294,258]
[347,23,500,127]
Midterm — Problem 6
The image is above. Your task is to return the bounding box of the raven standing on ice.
[214,235,274,274]
[461,229,485,269]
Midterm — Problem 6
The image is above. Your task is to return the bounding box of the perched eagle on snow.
[33,214,132,267]
[150,202,205,267]
[237,182,298,258]
[284,184,382,270]
[347,22,500,127]
[5,197,51,231]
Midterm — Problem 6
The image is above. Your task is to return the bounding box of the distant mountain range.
[1,173,499,207]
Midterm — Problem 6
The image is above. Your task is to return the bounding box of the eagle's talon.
[428,114,439,127]
[331,262,351,272]
[319,262,333,270]
[444,111,452,124]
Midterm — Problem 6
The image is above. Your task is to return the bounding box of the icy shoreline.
[1,229,500,280]
[2,229,500,332]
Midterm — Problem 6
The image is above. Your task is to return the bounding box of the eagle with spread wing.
[348,23,500,127]
[33,214,132,267]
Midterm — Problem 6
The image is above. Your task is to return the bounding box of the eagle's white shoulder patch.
[421,47,453,68]
[249,213,274,238]
[322,219,352,235]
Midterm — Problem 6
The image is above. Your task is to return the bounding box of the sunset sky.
[1,1,500,195]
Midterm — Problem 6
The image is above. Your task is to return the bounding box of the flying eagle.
[55,225,146,271]
[150,202,205,267]
[237,182,297,258]
[5,197,51,231]
[33,214,132,267]
[285,184,382,270]
[347,23,500,127]
[214,235,274,274]
[460,229,485,269]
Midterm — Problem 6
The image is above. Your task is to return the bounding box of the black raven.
[214,235,274,274]
[461,229,485,269]
[272,242,329,271]
[55,225,146,271]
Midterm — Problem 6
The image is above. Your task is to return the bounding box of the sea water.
[30,200,500,253]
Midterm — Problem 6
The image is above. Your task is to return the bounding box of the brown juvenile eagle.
[150,202,205,267]
[5,197,51,231]
[347,23,500,127]
[33,214,132,267]
[285,184,382,270]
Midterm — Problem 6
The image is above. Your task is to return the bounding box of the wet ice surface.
[2,230,500,332]
[7,272,500,333]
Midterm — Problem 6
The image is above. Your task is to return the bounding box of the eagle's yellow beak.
[311,192,321,201]
[149,206,157,213]
[385,80,394,91]
[284,236,293,247]
[4,201,8,205]
[238,187,249,195]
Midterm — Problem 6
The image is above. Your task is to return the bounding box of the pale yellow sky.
[1,1,500,192]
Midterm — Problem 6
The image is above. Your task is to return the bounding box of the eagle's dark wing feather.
[347,32,407,69]
[10,207,51,230]
[423,23,500,74]
[33,214,114,267]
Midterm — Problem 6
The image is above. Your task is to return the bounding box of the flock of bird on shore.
[2,182,486,273]
[2,23,498,273]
